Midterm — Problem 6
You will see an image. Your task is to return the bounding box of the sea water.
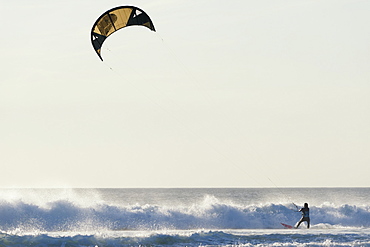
[0,188,369,246]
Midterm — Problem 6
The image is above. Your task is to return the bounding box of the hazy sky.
[1,0,369,188]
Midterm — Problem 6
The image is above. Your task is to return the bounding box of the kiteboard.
[281,223,294,229]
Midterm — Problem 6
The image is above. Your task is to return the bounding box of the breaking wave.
[0,195,369,232]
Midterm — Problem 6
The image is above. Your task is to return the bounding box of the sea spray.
[0,193,370,232]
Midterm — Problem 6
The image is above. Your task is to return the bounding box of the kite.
[91,6,156,61]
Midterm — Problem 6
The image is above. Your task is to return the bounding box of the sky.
[1,0,369,188]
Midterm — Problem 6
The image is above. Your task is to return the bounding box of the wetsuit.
[296,207,310,228]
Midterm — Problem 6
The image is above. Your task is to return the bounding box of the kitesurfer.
[295,203,310,228]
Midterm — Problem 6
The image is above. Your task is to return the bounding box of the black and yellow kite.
[91,6,156,61]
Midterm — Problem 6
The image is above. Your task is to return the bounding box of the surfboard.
[281,223,294,229]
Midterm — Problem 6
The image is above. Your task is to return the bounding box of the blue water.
[0,188,369,246]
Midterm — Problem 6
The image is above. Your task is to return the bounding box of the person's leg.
[296,218,303,228]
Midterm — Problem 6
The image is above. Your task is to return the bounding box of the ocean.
[0,188,369,246]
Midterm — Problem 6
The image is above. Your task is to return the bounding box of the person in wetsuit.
[296,203,310,228]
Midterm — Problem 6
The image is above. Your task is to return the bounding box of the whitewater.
[0,188,369,246]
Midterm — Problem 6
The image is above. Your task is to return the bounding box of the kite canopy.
[91,6,156,61]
